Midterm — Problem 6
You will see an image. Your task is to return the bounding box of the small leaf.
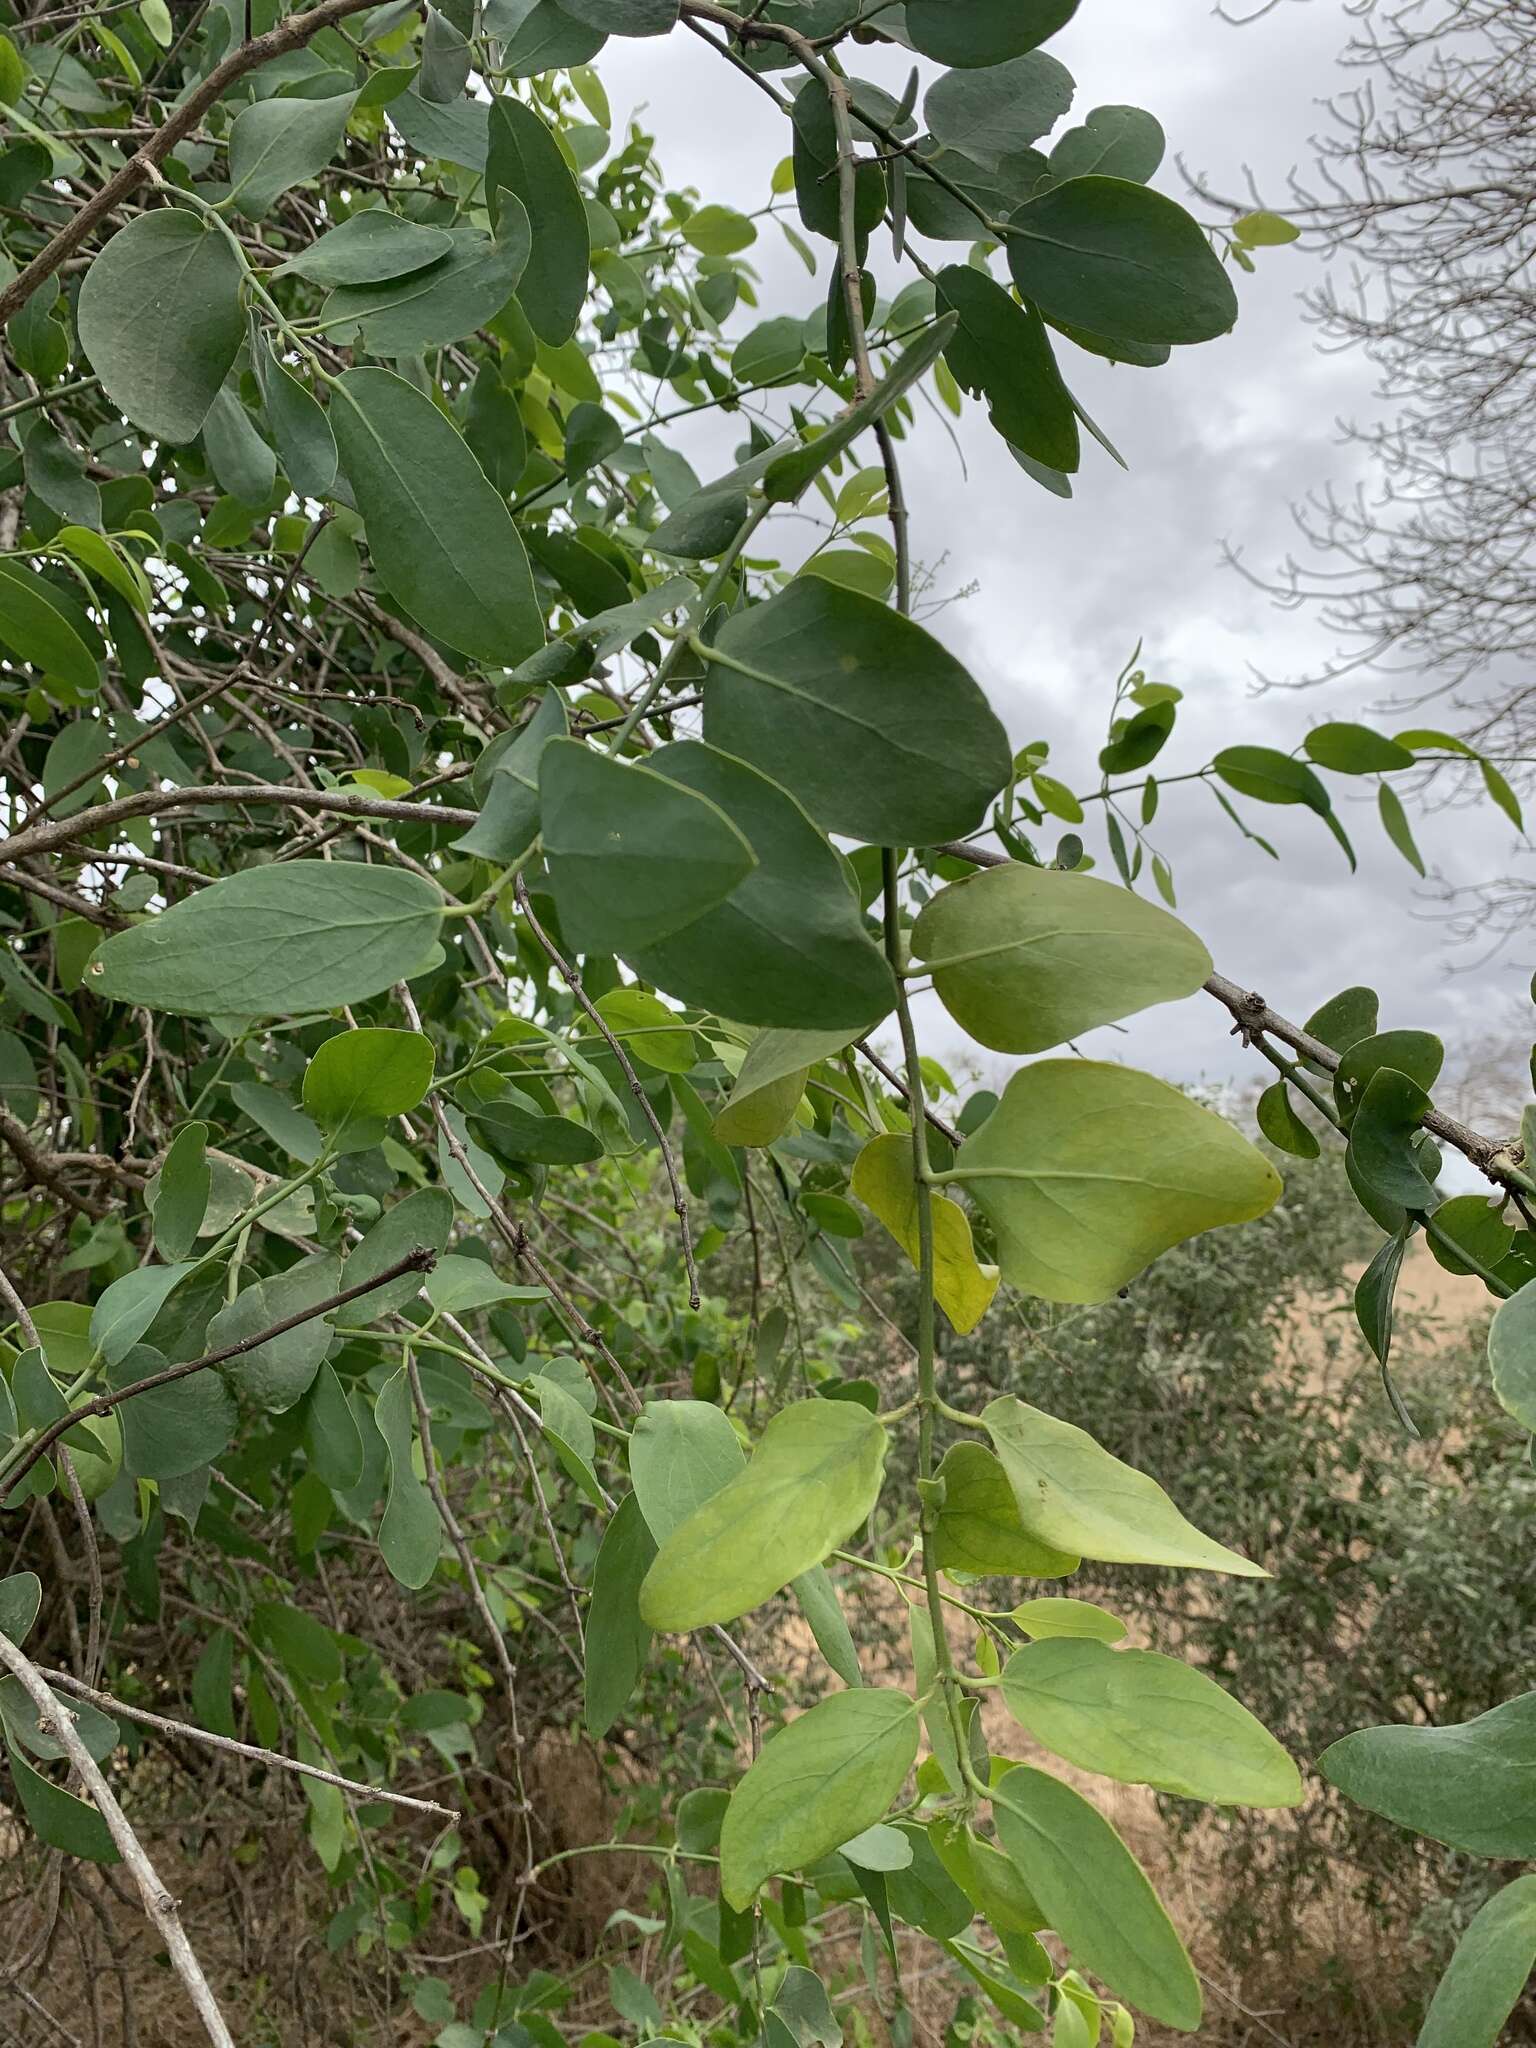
[1378,783,1426,876]
[7,1742,119,1863]
[487,95,590,344]
[226,91,357,218]
[932,1441,1078,1577]
[584,1493,657,1739]
[852,1135,1000,1335]
[206,1254,344,1414]
[151,1122,210,1262]
[1417,1875,1536,2048]
[375,1367,441,1589]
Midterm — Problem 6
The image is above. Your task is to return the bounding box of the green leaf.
[931,1441,1079,1577]
[202,384,276,508]
[884,1820,975,1938]
[702,579,1010,845]
[1417,1875,1536,2048]
[540,738,757,955]
[984,1394,1264,1575]
[1255,1080,1319,1160]
[1233,210,1300,247]
[1334,1029,1443,1115]
[584,1493,657,1739]
[562,0,675,29]
[763,319,956,503]
[298,1361,366,1492]
[793,1564,862,1688]
[1303,721,1414,774]
[1481,756,1524,830]
[935,266,1079,472]
[1318,1690,1536,1858]
[639,1399,887,1630]
[720,1690,920,1908]
[274,209,455,285]
[303,1028,434,1145]
[932,1818,1046,1938]
[790,74,886,244]
[487,96,590,345]
[345,1188,453,1320]
[465,1090,604,1167]
[1377,782,1426,877]
[109,1342,237,1481]
[1049,105,1165,183]
[422,1253,546,1313]
[7,1741,119,1863]
[1000,1639,1300,1805]
[0,1574,41,1645]
[911,863,1211,1054]
[628,741,895,1032]
[226,90,356,218]
[992,1765,1201,2031]
[456,686,568,864]
[1011,1597,1126,1643]
[630,1397,743,1545]
[951,1061,1281,1304]
[375,1366,441,1589]
[906,0,1078,67]
[206,1253,344,1414]
[0,559,102,694]
[1,1675,118,1763]
[1345,1067,1437,1214]
[89,1262,194,1367]
[926,51,1074,164]
[592,987,698,1074]
[152,1121,210,1262]
[1007,177,1238,347]
[87,860,444,1017]
[323,216,530,356]
[191,1628,237,1738]
[330,366,541,666]
[78,210,245,442]
[715,1028,850,1147]
[852,1135,1000,1335]
[253,341,338,500]
[1211,745,1330,813]
[1488,1280,1536,1431]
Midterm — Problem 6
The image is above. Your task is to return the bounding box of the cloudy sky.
[599,3,1529,1113]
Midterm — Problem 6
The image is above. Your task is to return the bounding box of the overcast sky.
[599,3,1529,1112]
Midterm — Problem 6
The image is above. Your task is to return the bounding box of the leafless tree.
[1194,2,1536,777]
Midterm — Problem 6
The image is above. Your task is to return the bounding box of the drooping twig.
[0,1629,236,2048]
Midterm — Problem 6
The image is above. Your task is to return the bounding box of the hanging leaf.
[1255,1080,1319,1160]
[584,1494,658,1739]
[640,1399,887,1630]
[992,1766,1201,2031]
[911,863,1210,1054]
[87,861,444,1017]
[701,579,1010,845]
[7,1742,120,1863]
[330,367,542,665]
[375,1367,441,1589]
[984,1395,1265,1575]
[852,1134,1000,1335]
[1417,1876,1536,2048]
[720,1690,920,1907]
[539,739,758,955]
[151,1121,210,1262]
[77,210,245,442]
[949,1062,1281,1303]
[206,1254,344,1414]
[487,96,590,344]
[0,560,101,694]
[935,266,1079,472]
[627,742,896,1032]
